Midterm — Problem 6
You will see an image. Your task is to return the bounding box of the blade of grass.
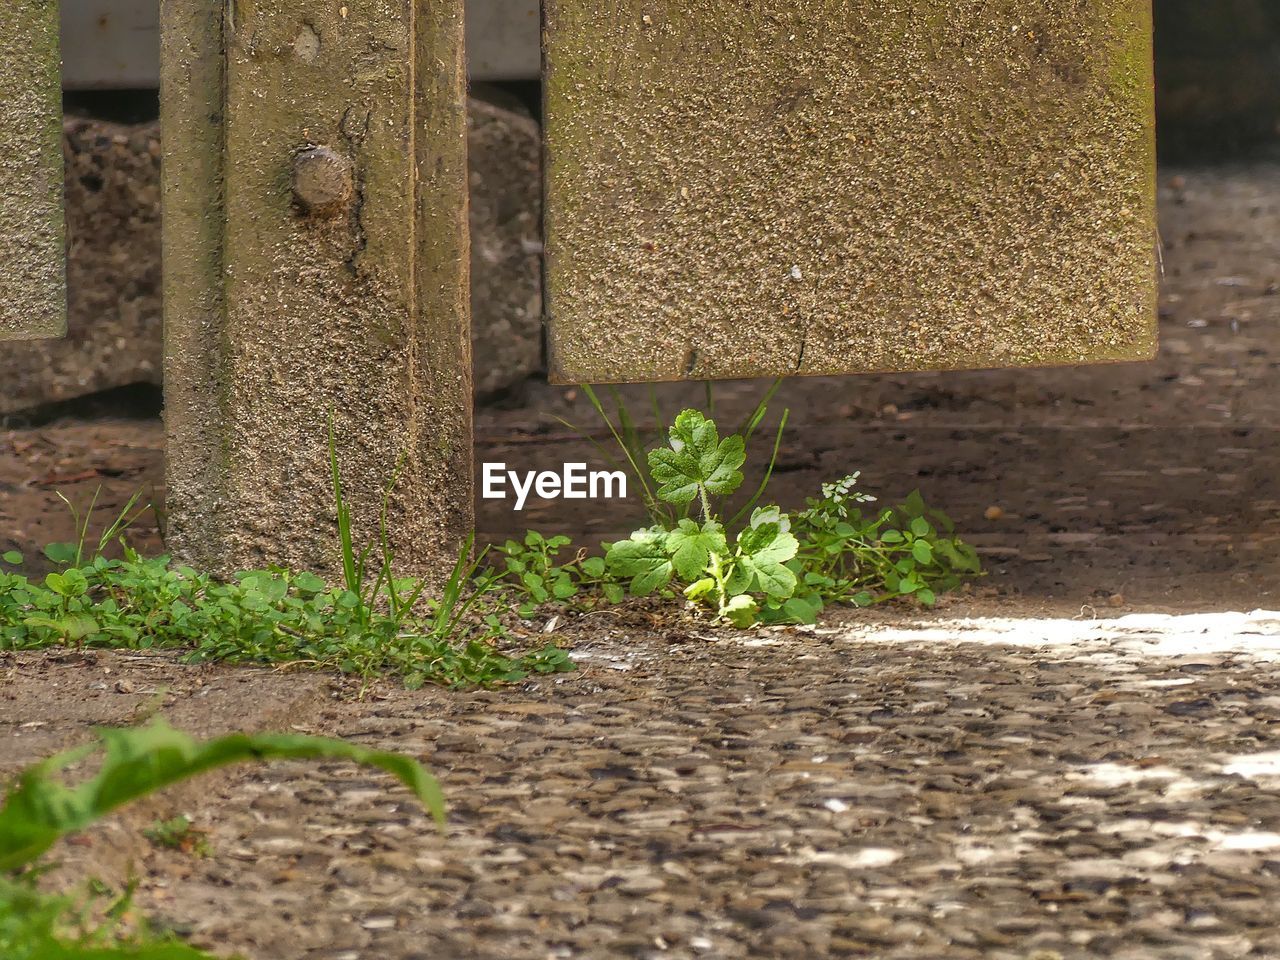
[550,415,631,478]
[328,414,363,619]
[96,490,149,556]
[55,488,99,569]
[578,385,666,525]
[735,377,783,444]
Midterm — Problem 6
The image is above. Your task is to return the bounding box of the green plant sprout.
[142,817,210,859]
[497,394,982,627]
[0,431,575,691]
[2,393,978,673]
[0,720,441,959]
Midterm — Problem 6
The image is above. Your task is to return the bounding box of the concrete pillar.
[0,0,65,340]
[161,0,472,581]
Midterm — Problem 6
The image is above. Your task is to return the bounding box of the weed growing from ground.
[494,531,623,618]
[497,395,981,627]
[0,720,440,958]
[0,546,571,689]
[0,420,575,688]
[142,817,211,859]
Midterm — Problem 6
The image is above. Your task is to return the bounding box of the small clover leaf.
[911,539,934,564]
[43,542,77,566]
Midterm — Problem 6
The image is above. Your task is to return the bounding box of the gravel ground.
[65,607,1279,960]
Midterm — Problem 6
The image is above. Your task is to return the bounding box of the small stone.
[618,874,665,895]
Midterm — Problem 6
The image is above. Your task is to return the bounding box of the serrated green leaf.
[748,505,791,533]
[734,522,799,599]
[665,519,728,581]
[647,410,745,505]
[605,531,674,596]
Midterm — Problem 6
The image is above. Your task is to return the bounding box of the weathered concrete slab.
[0,0,65,340]
[162,0,472,580]
[544,0,1158,383]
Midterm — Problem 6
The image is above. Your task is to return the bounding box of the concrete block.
[161,0,472,581]
[0,0,65,341]
[544,0,1158,383]
[0,120,161,413]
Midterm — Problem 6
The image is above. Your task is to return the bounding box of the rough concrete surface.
[0,648,327,910]
[0,119,162,409]
[7,614,1280,960]
[0,0,65,340]
[161,0,473,581]
[544,0,1158,382]
[0,97,542,415]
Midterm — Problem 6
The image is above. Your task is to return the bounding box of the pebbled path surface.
[123,609,1280,960]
